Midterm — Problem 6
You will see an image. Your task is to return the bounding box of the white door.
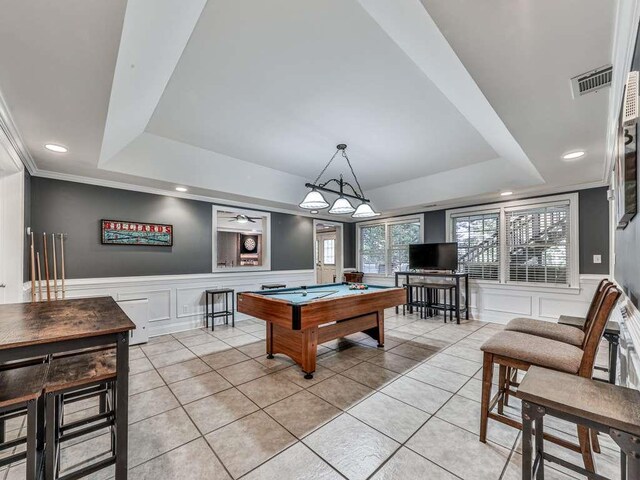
[316,232,337,284]
[0,169,5,304]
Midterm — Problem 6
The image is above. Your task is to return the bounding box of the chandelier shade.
[299,189,329,209]
[328,196,355,215]
[352,202,380,218]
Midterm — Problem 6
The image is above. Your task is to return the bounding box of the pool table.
[237,283,405,378]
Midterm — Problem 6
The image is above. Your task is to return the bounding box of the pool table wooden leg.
[301,327,318,379]
[377,309,385,348]
[266,322,274,359]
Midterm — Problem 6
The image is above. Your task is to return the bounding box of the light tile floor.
[0,310,622,480]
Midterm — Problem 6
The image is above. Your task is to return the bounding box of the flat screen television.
[409,243,458,271]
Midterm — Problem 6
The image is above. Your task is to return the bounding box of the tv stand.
[394,271,469,324]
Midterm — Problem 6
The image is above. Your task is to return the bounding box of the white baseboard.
[23,270,315,337]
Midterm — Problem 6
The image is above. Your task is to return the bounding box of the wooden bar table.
[520,366,640,480]
[0,297,135,479]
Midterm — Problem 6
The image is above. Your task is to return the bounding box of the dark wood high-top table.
[520,366,640,480]
[0,297,135,479]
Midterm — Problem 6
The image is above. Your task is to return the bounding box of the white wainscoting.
[23,270,315,337]
[614,292,640,390]
[363,273,606,324]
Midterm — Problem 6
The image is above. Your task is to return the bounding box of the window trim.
[445,193,580,288]
[356,215,424,277]
[211,206,271,273]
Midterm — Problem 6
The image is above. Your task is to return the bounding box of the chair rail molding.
[22,269,315,337]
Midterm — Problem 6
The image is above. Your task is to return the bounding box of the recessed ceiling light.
[44,144,68,153]
[310,210,319,214]
[500,191,513,196]
[175,187,188,192]
[562,151,585,160]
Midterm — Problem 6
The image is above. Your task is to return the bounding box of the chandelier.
[299,144,380,218]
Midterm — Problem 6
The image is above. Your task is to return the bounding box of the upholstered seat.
[481,331,583,374]
[505,318,585,347]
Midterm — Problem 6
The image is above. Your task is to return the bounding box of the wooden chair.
[0,361,48,479]
[44,348,117,480]
[479,285,621,473]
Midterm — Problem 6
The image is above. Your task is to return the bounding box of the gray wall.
[424,210,447,243]
[411,187,610,275]
[614,41,640,306]
[578,188,610,275]
[29,178,317,279]
[270,212,314,270]
[343,223,356,268]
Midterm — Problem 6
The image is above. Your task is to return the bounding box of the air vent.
[623,71,639,125]
[570,65,612,98]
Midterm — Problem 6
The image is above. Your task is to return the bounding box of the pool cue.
[36,252,43,301]
[51,233,58,300]
[60,233,66,299]
[42,232,51,301]
[30,232,36,302]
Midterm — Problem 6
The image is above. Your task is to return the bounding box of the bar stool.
[205,288,235,331]
[0,361,48,479]
[44,348,117,480]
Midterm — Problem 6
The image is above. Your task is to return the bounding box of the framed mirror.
[212,206,271,272]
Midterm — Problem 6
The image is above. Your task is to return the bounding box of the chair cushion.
[481,331,583,374]
[505,318,585,347]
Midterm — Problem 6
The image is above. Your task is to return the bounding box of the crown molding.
[0,89,37,174]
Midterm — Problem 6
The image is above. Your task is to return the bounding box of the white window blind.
[505,204,570,285]
[452,213,500,280]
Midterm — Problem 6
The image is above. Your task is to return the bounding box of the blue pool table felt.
[253,283,395,304]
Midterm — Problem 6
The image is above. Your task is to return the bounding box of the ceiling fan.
[225,214,262,224]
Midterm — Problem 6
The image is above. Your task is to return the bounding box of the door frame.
[313,219,343,285]
[0,138,25,303]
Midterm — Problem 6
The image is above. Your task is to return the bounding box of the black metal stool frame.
[45,378,117,480]
[205,289,235,331]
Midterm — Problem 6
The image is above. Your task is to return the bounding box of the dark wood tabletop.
[0,297,136,350]
[519,366,640,437]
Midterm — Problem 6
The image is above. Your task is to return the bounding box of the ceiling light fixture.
[175,187,188,192]
[299,144,379,218]
[562,151,585,160]
[310,210,319,214]
[44,144,68,153]
[500,191,513,196]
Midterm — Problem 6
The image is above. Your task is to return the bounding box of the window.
[358,217,422,275]
[323,239,335,265]
[452,212,499,280]
[506,204,570,285]
[389,222,421,272]
[446,194,578,287]
[360,224,386,274]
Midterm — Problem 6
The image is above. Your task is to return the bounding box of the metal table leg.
[605,332,619,385]
[205,292,209,329]
[522,402,534,480]
[115,331,129,480]
[455,277,461,324]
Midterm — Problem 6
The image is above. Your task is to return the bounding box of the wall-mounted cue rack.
[27,228,68,302]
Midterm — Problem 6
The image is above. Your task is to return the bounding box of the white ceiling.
[0,0,618,218]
